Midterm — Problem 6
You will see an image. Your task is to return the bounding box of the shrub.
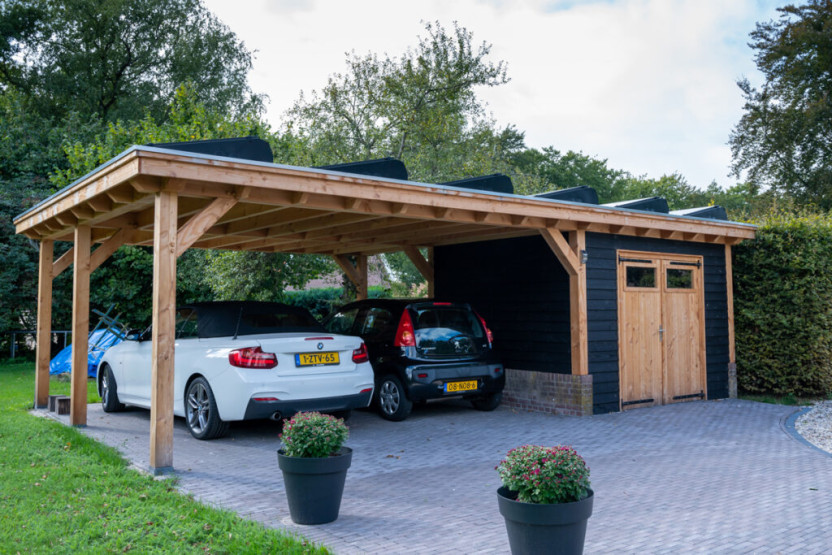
[279,412,349,458]
[734,210,832,397]
[284,287,390,320]
[496,445,590,504]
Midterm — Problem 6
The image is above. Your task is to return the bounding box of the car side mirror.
[125,329,142,341]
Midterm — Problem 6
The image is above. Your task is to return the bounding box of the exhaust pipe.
[269,411,282,421]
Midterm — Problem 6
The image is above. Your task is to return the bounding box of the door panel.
[661,261,705,404]
[618,260,662,408]
[617,251,706,410]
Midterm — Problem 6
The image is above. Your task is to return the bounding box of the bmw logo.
[317,342,324,350]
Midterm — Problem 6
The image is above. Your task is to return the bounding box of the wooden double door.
[617,250,707,409]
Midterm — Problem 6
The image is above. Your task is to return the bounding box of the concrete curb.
[781,406,832,458]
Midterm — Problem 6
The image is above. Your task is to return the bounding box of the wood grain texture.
[725,245,735,365]
[569,230,588,376]
[150,191,177,471]
[35,240,53,408]
[176,196,238,256]
[70,226,91,426]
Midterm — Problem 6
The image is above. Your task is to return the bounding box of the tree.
[285,22,521,292]
[51,85,334,323]
[730,0,832,209]
[510,147,625,199]
[0,0,260,123]
[285,21,513,182]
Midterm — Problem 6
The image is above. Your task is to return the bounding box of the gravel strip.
[795,400,832,454]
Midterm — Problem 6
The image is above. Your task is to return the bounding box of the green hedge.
[733,211,832,396]
[284,287,390,321]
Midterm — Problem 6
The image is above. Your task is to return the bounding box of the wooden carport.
[15,145,756,473]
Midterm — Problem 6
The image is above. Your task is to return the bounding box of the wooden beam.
[150,191,178,473]
[52,247,75,278]
[89,228,133,272]
[87,196,113,213]
[34,240,54,408]
[725,245,736,395]
[568,230,589,376]
[333,254,368,299]
[70,204,95,221]
[176,196,238,257]
[356,254,368,300]
[130,176,162,193]
[404,246,434,287]
[427,247,435,297]
[70,226,91,426]
[55,213,78,227]
[539,228,580,276]
[333,254,362,287]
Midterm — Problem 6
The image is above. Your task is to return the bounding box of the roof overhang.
[15,146,757,252]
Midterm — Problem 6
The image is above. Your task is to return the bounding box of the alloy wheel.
[379,380,401,415]
[187,382,210,434]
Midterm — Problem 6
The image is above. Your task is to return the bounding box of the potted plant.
[496,445,593,555]
[277,411,351,524]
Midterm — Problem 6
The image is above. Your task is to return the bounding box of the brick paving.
[48,399,832,554]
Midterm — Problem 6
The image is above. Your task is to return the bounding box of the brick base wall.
[502,369,593,416]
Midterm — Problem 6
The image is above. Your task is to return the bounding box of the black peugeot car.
[323,299,504,421]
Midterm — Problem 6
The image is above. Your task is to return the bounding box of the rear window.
[195,302,324,338]
[410,305,486,358]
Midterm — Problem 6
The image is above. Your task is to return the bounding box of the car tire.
[471,392,502,411]
[376,374,412,422]
[100,364,124,412]
[185,377,229,440]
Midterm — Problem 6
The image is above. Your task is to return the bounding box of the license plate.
[444,380,478,393]
[295,352,340,367]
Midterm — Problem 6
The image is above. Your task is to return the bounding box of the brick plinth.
[502,368,593,416]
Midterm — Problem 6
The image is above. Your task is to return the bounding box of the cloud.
[203,0,782,187]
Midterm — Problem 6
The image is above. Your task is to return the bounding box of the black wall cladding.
[434,236,571,374]
[435,232,730,415]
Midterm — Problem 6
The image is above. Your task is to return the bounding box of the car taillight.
[229,346,278,369]
[352,343,369,363]
[475,312,494,346]
[394,310,416,347]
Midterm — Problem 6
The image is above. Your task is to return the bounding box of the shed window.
[666,268,693,289]
[626,266,656,288]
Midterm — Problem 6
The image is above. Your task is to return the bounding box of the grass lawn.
[0,359,329,553]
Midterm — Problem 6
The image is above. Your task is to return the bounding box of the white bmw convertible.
[97,301,375,439]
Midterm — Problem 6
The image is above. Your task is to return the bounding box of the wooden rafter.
[176,196,239,256]
[540,228,580,276]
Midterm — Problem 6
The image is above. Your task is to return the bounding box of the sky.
[202,0,783,189]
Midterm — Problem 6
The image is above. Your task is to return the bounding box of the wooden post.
[404,247,434,296]
[356,254,368,300]
[70,226,91,426]
[539,228,587,375]
[333,254,368,300]
[427,247,435,297]
[34,240,54,408]
[725,244,737,398]
[569,230,588,376]
[150,191,178,473]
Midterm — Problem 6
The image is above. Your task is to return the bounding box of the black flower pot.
[277,447,352,524]
[497,486,594,555]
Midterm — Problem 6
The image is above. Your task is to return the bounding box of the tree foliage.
[285,21,515,183]
[730,0,832,208]
[0,0,259,122]
[734,209,832,396]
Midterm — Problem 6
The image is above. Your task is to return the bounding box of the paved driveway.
[55,399,831,553]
